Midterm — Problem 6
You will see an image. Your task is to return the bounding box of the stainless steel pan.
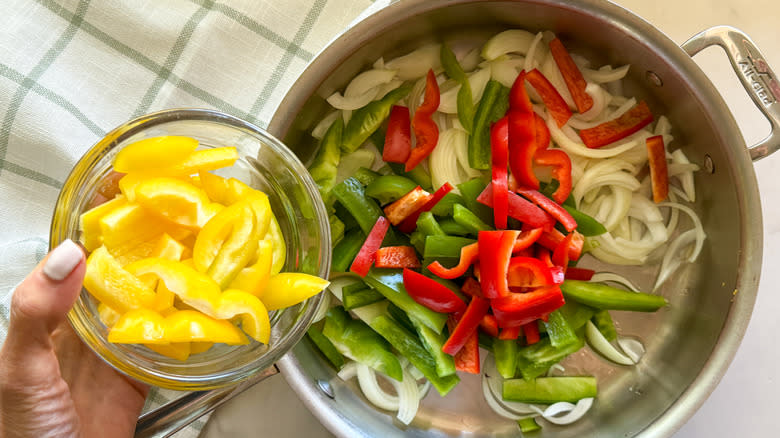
[267,0,780,436]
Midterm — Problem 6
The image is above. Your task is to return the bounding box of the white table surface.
[201,0,780,436]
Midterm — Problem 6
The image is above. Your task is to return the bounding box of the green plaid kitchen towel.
[0,0,388,436]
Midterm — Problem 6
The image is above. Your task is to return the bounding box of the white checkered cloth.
[0,0,388,436]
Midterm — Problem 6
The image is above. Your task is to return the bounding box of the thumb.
[4,239,85,356]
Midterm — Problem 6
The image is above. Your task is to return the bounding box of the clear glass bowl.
[50,108,331,390]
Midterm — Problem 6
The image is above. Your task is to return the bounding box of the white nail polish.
[42,239,84,281]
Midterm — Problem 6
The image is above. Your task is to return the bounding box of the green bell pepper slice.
[342,83,413,154]
[561,280,668,312]
[322,306,403,381]
[307,326,345,370]
[331,229,366,272]
[308,118,343,203]
[364,268,448,333]
[365,175,418,205]
[452,203,492,234]
[503,377,597,404]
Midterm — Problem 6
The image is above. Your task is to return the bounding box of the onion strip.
[590,272,641,292]
[585,321,634,365]
[542,398,594,425]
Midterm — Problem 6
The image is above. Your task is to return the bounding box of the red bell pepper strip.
[498,325,522,341]
[536,228,584,261]
[509,70,534,112]
[406,69,440,171]
[479,314,499,337]
[579,101,654,148]
[506,256,555,288]
[383,186,432,225]
[522,321,541,345]
[397,182,454,233]
[646,135,669,203]
[491,286,566,328]
[427,242,479,280]
[402,268,467,314]
[535,113,551,149]
[532,149,572,205]
[461,276,483,299]
[491,116,509,229]
[552,232,574,268]
[516,188,577,232]
[350,216,390,277]
[442,296,490,356]
[526,68,572,127]
[549,37,594,114]
[513,227,543,253]
[477,183,555,230]
[374,246,421,269]
[508,110,539,190]
[478,230,520,299]
[447,316,481,374]
[383,105,412,163]
[564,267,595,281]
[507,71,539,190]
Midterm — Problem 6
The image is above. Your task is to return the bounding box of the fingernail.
[43,239,84,281]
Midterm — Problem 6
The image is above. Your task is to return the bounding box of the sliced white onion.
[581,64,631,83]
[338,361,359,380]
[430,128,471,189]
[385,43,442,80]
[523,32,545,72]
[356,363,400,411]
[373,57,385,69]
[590,272,641,292]
[482,29,537,60]
[628,194,664,222]
[572,83,608,122]
[375,79,405,101]
[327,87,379,110]
[654,115,672,136]
[460,47,482,72]
[567,97,637,130]
[589,246,644,266]
[482,376,529,420]
[483,354,545,416]
[336,148,376,185]
[668,162,700,178]
[345,69,397,98]
[417,380,432,399]
[546,363,566,377]
[406,75,428,118]
[617,338,646,363]
[653,228,697,290]
[549,118,641,159]
[671,149,697,202]
[311,110,341,140]
[438,68,491,114]
[540,49,576,109]
[542,398,594,425]
[656,202,706,262]
[585,321,634,365]
[490,55,525,88]
[603,187,633,231]
[395,367,421,425]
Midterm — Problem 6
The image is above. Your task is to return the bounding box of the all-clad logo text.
[739,39,779,106]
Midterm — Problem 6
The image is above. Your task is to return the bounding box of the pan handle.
[134,365,279,438]
[682,25,780,161]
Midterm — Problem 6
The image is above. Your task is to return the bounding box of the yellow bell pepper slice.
[190,342,214,354]
[79,195,127,251]
[264,216,286,274]
[192,202,258,288]
[99,203,166,248]
[216,289,271,343]
[134,177,212,229]
[97,302,121,327]
[108,308,167,344]
[166,310,248,344]
[124,257,221,318]
[163,147,239,176]
[84,246,156,313]
[229,240,273,297]
[261,273,330,311]
[108,309,248,345]
[146,343,191,361]
[151,279,176,312]
[151,233,187,261]
[199,171,230,204]
[113,136,199,174]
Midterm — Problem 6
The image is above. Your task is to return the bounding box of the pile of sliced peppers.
[303,30,676,430]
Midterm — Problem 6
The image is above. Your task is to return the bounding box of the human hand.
[0,239,149,438]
